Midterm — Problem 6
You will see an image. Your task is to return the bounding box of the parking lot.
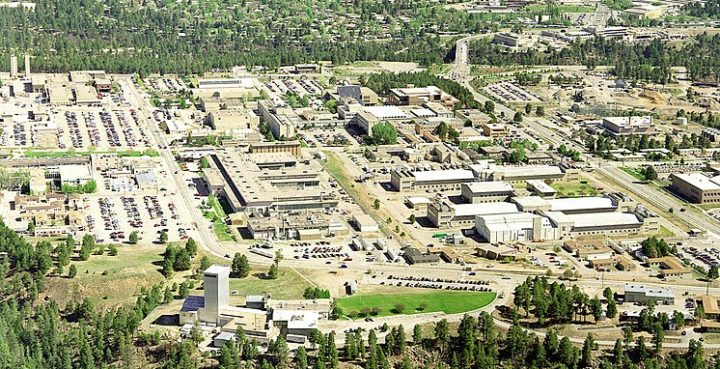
[144,77,189,93]
[264,78,323,97]
[485,82,541,103]
[85,193,191,244]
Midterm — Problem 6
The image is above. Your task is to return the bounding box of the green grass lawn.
[620,167,646,181]
[336,290,496,319]
[203,196,234,241]
[658,225,675,238]
[550,181,599,198]
[226,267,314,300]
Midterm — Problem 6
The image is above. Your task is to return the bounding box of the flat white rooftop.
[546,211,640,228]
[364,106,410,120]
[672,173,720,191]
[478,212,548,233]
[463,181,514,194]
[547,196,615,212]
[412,169,475,183]
[452,202,518,217]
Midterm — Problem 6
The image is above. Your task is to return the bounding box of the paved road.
[120,77,226,258]
[597,166,720,240]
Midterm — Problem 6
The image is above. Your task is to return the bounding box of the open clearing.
[226,267,315,301]
[42,244,166,309]
[336,288,496,319]
[551,180,599,197]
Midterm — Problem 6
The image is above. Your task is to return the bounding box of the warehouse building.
[624,284,674,305]
[475,212,560,244]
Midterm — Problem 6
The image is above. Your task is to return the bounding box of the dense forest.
[682,0,720,18]
[0,0,496,76]
[469,35,720,84]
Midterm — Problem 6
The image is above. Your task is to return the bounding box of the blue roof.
[181,295,205,312]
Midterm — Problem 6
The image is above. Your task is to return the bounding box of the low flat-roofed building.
[272,309,319,336]
[351,106,411,134]
[601,116,655,137]
[493,32,520,47]
[390,168,476,192]
[198,78,255,90]
[352,213,379,233]
[456,109,492,126]
[387,86,458,107]
[428,199,518,228]
[527,180,557,198]
[562,239,612,258]
[472,162,567,184]
[293,64,321,74]
[250,141,302,157]
[403,247,441,264]
[47,84,73,105]
[461,181,515,203]
[74,85,101,105]
[207,151,337,215]
[405,196,432,212]
[547,211,645,237]
[478,146,510,159]
[616,255,636,271]
[247,213,331,240]
[699,295,720,319]
[481,122,509,138]
[624,283,674,305]
[57,164,93,186]
[94,78,112,93]
[207,109,259,132]
[588,256,615,271]
[624,5,665,19]
[475,212,559,244]
[670,173,720,204]
[647,256,690,279]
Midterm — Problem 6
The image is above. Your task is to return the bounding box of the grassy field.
[226,267,314,300]
[41,245,167,309]
[550,181,599,197]
[336,289,496,319]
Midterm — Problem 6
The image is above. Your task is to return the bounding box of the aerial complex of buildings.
[8,3,720,354]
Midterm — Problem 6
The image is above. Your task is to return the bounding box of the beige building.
[207,109,259,132]
[670,173,720,204]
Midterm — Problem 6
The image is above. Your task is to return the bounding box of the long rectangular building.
[669,173,720,204]
[390,168,476,192]
[207,151,338,215]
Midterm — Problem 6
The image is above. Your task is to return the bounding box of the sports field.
[336,289,496,319]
